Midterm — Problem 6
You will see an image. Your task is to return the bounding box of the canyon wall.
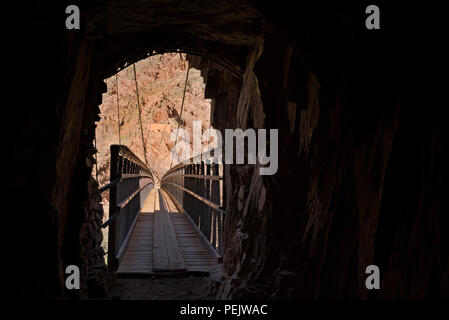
[95,53,212,187]
[95,53,211,224]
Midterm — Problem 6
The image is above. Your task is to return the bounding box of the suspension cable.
[133,63,149,167]
[94,133,98,181]
[169,61,190,169]
[116,73,121,145]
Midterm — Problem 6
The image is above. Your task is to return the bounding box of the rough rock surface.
[192,29,447,299]
[108,277,216,300]
[95,53,212,187]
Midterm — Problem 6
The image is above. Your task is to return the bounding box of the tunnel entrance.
[90,52,227,298]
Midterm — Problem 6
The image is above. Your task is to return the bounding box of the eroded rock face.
[195,27,446,299]
[6,1,446,299]
[95,53,212,186]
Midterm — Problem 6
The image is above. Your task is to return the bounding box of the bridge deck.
[116,188,216,276]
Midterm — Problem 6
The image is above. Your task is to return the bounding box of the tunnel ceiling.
[83,0,263,78]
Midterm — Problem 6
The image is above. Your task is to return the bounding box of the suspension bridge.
[97,62,225,277]
[100,145,224,276]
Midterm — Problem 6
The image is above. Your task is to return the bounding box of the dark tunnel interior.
[2,0,447,300]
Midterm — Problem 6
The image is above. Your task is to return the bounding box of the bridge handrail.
[98,174,153,193]
[162,148,219,176]
[162,181,225,214]
[101,144,154,270]
[160,151,225,255]
[115,145,152,174]
[101,180,153,228]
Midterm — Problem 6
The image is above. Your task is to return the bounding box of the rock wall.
[194,26,447,299]
[4,0,95,294]
[95,53,212,187]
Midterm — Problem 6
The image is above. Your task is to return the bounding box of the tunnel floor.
[107,276,216,300]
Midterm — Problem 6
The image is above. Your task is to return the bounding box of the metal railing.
[99,145,154,270]
[161,155,225,260]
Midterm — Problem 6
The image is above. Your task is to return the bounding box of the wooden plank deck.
[161,191,216,274]
[116,188,216,276]
[153,189,186,272]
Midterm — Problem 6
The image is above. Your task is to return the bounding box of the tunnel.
[4,0,447,300]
